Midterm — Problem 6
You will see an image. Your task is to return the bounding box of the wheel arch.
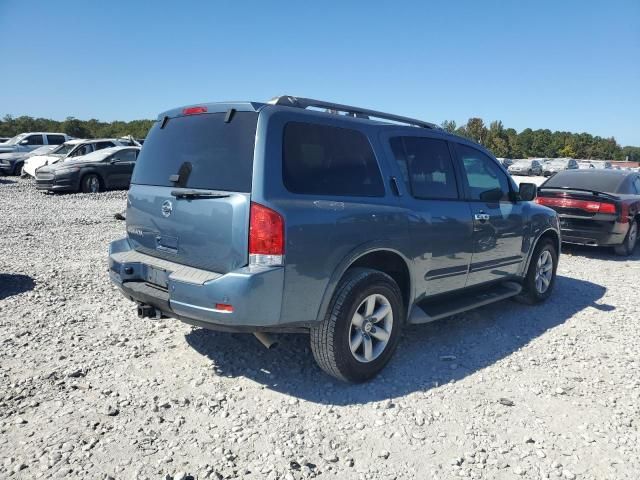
[315,247,413,324]
[524,228,560,273]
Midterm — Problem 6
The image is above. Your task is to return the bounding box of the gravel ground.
[0,176,638,480]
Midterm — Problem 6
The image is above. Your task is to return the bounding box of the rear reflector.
[182,106,208,115]
[214,303,234,313]
[249,202,284,266]
[535,196,616,214]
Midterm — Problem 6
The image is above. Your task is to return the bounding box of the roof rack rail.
[268,95,438,129]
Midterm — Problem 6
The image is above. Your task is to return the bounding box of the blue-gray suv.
[109,96,561,382]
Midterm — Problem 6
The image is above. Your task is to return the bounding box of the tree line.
[1,113,638,162]
[441,118,640,162]
[0,115,154,141]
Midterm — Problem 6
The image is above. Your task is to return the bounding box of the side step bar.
[408,281,522,324]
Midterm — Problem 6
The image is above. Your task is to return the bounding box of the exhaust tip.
[254,332,277,349]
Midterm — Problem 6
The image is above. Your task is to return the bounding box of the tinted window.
[389,137,458,199]
[633,177,640,194]
[457,144,510,201]
[95,141,116,150]
[283,122,384,197]
[25,135,44,145]
[114,150,136,162]
[542,171,626,194]
[47,135,65,145]
[132,112,257,192]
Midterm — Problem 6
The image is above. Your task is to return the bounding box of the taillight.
[536,196,616,214]
[619,203,630,223]
[182,106,207,115]
[249,202,284,266]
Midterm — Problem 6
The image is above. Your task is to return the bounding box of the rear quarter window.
[283,122,384,197]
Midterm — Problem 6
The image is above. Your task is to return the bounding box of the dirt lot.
[0,176,638,480]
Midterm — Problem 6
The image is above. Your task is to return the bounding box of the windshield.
[3,134,27,145]
[512,161,530,167]
[51,143,77,156]
[542,172,625,193]
[132,112,258,192]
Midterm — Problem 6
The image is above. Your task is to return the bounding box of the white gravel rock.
[0,176,639,479]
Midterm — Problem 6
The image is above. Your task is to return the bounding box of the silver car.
[508,159,543,176]
[543,158,578,177]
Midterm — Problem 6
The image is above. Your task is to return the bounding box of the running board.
[408,281,522,324]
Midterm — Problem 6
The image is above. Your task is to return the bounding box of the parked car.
[537,169,640,255]
[543,158,578,177]
[577,161,595,170]
[589,160,613,169]
[508,159,543,176]
[108,96,560,382]
[35,146,140,193]
[23,138,128,177]
[0,145,57,176]
[0,132,69,155]
[497,158,513,168]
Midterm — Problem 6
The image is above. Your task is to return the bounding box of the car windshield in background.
[3,134,27,145]
[131,112,258,192]
[543,172,626,193]
[51,144,77,156]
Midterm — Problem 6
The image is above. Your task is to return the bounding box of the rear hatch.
[127,106,259,274]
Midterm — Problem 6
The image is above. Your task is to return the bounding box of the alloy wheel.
[348,294,393,363]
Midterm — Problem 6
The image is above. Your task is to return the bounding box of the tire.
[12,162,23,176]
[515,238,558,305]
[527,169,533,176]
[310,268,404,383]
[81,174,101,193]
[613,220,638,256]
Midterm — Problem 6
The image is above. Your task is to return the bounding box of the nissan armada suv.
[109,96,560,382]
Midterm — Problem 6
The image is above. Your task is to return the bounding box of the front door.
[384,133,473,298]
[453,143,525,286]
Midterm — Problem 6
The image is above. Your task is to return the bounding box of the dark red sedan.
[536,169,640,256]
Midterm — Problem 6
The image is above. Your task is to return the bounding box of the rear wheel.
[81,174,101,193]
[515,239,558,304]
[614,220,638,256]
[310,268,404,382]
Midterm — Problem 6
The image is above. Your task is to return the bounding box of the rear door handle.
[474,213,490,222]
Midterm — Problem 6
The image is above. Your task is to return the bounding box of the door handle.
[474,213,490,222]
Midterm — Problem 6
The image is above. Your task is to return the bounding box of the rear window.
[283,122,384,197]
[132,112,258,192]
[542,171,626,193]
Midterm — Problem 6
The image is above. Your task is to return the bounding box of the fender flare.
[523,227,561,274]
[314,243,414,323]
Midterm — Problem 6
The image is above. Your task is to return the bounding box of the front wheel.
[614,220,638,256]
[81,174,101,193]
[310,268,404,383]
[13,162,24,176]
[515,239,558,304]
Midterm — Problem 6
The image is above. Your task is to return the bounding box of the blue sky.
[1,0,638,145]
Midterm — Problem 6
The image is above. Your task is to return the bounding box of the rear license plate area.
[145,265,169,289]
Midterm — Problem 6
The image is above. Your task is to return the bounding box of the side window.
[389,137,458,200]
[95,141,115,150]
[632,177,640,194]
[457,144,511,202]
[46,135,65,145]
[283,122,384,197]
[71,144,92,157]
[115,150,136,162]
[25,135,44,146]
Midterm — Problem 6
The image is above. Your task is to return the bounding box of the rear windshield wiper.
[171,189,230,199]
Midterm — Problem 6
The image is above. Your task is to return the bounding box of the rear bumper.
[108,238,293,331]
[560,218,628,246]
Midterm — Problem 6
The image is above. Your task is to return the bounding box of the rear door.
[383,133,473,297]
[127,109,258,273]
[453,143,525,286]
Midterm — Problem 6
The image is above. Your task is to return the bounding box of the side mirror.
[110,158,118,164]
[19,139,29,145]
[519,182,537,201]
